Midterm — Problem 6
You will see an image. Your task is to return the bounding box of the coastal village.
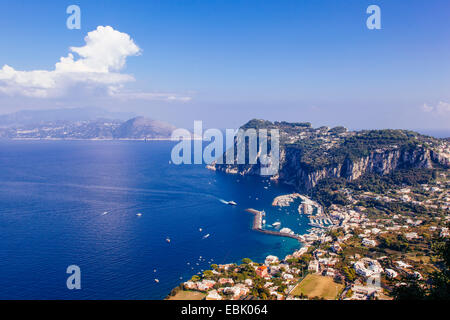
[168,169,449,300]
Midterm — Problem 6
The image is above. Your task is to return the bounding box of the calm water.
[0,140,308,299]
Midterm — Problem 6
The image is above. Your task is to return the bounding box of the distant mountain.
[0,107,136,127]
[113,117,177,139]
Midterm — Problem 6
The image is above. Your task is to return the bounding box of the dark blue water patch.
[0,140,306,299]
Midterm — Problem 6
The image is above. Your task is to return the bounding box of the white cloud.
[422,101,450,116]
[0,26,190,102]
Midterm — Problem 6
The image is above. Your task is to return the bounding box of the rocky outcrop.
[277,146,444,191]
[213,124,449,191]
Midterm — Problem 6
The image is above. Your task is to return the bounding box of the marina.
[245,209,306,243]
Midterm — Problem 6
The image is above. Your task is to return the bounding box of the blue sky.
[0,0,449,130]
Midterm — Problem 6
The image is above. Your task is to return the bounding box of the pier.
[245,209,305,243]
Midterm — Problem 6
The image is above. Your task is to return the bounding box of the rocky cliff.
[213,120,450,191]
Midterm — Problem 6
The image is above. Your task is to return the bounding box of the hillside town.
[168,168,449,300]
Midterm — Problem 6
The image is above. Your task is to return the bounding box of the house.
[371,228,382,235]
[395,261,412,269]
[265,255,279,265]
[405,232,419,240]
[385,268,398,278]
[413,271,423,280]
[223,284,249,299]
[218,264,233,271]
[244,279,253,287]
[184,281,197,290]
[218,278,234,285]
[269,290,284,300]
[331,243,342,253]
[282,273,294,280]
[206,290,222,300]
[362,238,377,247]
[308,260,319,273]
[324,268,336,278]
[353,258,383,277]
[293,246,309,258]
[350,284,382,300]
[269,265,281,275]
[256,266,269,278]
[197,279,216,291]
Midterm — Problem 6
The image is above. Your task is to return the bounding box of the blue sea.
[0,140,308,299]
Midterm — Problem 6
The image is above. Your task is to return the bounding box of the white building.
[354,258,383,277]
[395,261,412,269]
[206,290,222,300]
[405,232,419,240]
[385,268,398,278]
[244,279,253,287]
[308,260,319,273]
[362,238,377,247]
[265,255,280,266]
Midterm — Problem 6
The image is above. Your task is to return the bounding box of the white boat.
[166,237,171,243]
[154,279,159,283]
[202,234,210,239]
[136,213,142,217]
[102,211,109,215]
[199,228,203,232]
[228,201,237,206]
[272,222,281,227]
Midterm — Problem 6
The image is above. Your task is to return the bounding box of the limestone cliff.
[212,120,449,191]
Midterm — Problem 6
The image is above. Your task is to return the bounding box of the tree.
[342,266,356,282]
[191,275,200,282]
[242,258,253,264]
[428,239,450,299]
[393,238,450,300]
[392,280,426,300]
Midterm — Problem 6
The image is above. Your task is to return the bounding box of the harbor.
[245,208,306,243]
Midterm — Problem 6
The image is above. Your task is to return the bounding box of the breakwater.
[245,208,305,243]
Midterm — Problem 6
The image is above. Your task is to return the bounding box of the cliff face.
[279,146,447,191]
[212,120,450,191]
[216,146,447,191]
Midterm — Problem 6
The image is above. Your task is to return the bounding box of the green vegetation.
[393,239,450,300]
[290,129,425,170]
[312,168,438,209]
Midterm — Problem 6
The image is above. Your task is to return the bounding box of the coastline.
[167,192,332,300]
[3,137,204,141]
